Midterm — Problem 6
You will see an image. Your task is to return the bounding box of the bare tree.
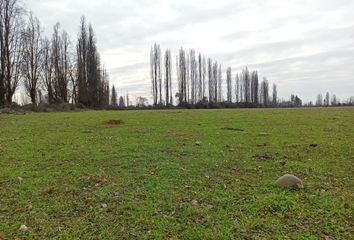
[260,77,269,106]
[41,37,54,103]
[150,43,161,106]
[197,53,203,102]
[177,48,187,105]
[207,58,213,103]
[217,64,222,103]
[189,49,197,105]
[316,93,323,106]
[118,96,125,108]
[242,68,250,103]
[77,16,88,105]
[331,94,337,106]
[0,0,24,106]
[163,49,172,106]
[212,61,218,103]
[226,67,232,103]
[51,23,72,103]
[22,13,42,104]
[272,83,277,106]
[325,92,330,107]
[235,73,240,103]
[251,71,258,105]
[111,85,117,106]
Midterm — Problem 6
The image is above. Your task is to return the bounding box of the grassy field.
[0,108,353,239]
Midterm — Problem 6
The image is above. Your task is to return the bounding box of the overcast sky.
[26,0,354,103]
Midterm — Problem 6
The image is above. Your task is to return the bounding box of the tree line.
[151,43,279,108]
[1,0,352,110]
[150,43,354,108]
[0,0,110,108]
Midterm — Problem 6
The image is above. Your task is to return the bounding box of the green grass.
[0,108,353,239]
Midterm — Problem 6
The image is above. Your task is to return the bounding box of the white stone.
[19,225,28,232]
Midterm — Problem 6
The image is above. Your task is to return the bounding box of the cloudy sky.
[26,0,354,103]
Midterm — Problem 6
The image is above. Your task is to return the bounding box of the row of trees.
[316,92,340,107]
[149,44,354,109]
[150,43,279,107]
[0,0,110,108]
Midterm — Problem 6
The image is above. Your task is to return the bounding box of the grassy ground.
[0,108,353,239]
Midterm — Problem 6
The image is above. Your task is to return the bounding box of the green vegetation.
[0,108,353,239]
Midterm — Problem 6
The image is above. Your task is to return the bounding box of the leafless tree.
[251,71,258,105]
[0,0,24,106]
[325,92,330,106]
[217,64,222,103]
[41,37,54,103]
[163,48,172,106]
[207,58,213,103]
[150,43,161,106]
[331,94,337,106]
[197,53,203,102]
[136,96,147,107]
[260,77,269,106]
[118,96,125,108]
[212,61,218,103]
[177,48,187,105]
[111,85,117,106]
[77,16,88,105]
[242,68,250,103]
[272,83,278,106]
[51,23,71,103]
[189,49,197,105]
[226,67,232,103]
[235,73,240,103]
[22,13,43,104]
[316,93,323,106]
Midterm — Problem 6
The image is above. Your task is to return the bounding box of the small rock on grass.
[195,141,201,146]
[276,174,304,189]
[19,224,28,232]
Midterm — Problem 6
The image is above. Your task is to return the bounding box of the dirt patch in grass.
[222,127,245,132]
[163,130,192,137]
[257,132,270,137]
[252,152,275,161]
[167,151,189,157]
[103,119,124,125]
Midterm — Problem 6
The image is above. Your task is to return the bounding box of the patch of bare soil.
[222,127,245,132]
[103,119,124,125]
[163,130,189,137]
[167,151,189,157]
[252,152,275,161]
[257,132,270,137]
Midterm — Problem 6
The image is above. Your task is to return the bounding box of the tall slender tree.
[272,83,277,106]
[41,37,54,103]
[77,16,88,105]
[164,49,172,106]
[177,48,187,105]
[0,0,24,106]
[111,85,117,106]
[150,43,161,106]
[22,13,42,104]
[226,67,232,103]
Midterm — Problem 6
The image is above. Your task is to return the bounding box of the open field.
[0,108,353,239]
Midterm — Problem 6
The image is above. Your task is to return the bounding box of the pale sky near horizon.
[25,0,354,103]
